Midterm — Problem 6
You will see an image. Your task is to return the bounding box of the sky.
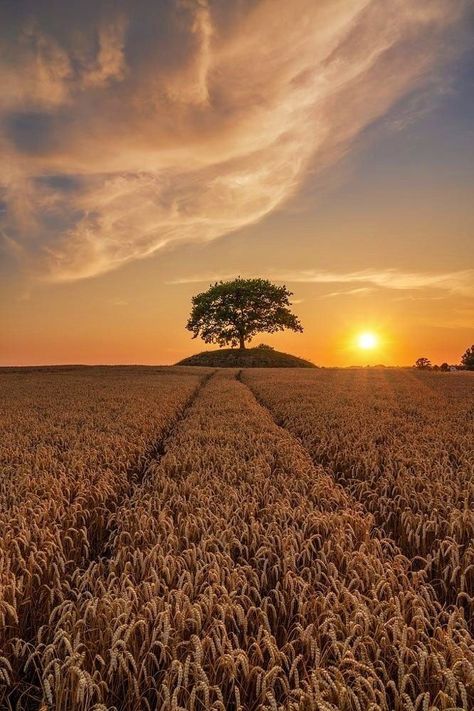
[1,0,473,367]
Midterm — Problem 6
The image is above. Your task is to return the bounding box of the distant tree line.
[414,345,474,371]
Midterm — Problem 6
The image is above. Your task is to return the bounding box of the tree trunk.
[239,334,246,349]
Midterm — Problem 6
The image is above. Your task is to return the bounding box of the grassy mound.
[176,347,316,368]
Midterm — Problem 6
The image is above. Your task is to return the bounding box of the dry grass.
[1,366,473,709]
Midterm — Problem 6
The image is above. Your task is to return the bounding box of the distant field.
[1,367,473,710]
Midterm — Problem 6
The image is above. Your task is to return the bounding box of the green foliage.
[461,344,474,370]
[186,278,303,348]
[415,357,431,370]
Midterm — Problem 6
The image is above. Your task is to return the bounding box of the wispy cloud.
[109,298,129,307]
[168,268,474,296]
[167,273,239,285]
[321,286,374,298]
[277,268,474,295]
[0,0,467,281]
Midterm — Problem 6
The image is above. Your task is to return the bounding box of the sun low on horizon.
[0,0,473,367]
[339,327,389,365]
[357,332,379,351]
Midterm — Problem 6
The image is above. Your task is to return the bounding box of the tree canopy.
[186,278,303,349]
[415,357,431,370]
[461,345,474,370]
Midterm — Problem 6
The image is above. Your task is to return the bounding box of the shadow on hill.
[176,347,316,368]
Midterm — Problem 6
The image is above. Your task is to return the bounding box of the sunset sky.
[1,0,473,366]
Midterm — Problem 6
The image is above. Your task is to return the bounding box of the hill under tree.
[176,347,316,368]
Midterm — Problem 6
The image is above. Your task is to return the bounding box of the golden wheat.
[0,366,473,710]
[244,368,474,623]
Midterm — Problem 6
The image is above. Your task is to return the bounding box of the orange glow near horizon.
[0,1,472,367]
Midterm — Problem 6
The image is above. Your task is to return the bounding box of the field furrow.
[0,367,209,704]
[243,369,474,625]
[2,370,472,710]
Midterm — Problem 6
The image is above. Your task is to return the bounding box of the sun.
[357,331,378,350]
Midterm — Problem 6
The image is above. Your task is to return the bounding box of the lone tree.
[415,357,431,370]
[186,278,303,349]
[461,345,474,370]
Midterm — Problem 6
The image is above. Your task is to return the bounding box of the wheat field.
[1,366,473,710]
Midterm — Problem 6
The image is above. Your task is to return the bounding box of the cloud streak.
[169,268,474,296]
[0,0,467,281]
[278,268,474,295]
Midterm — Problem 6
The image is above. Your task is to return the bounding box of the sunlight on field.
[0,367,473,708]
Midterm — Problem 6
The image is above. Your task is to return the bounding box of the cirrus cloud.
[168,267,474,297]
[0,0,468,281]
[277,268,474,296]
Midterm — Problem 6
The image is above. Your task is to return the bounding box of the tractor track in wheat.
[2,367,474,710]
